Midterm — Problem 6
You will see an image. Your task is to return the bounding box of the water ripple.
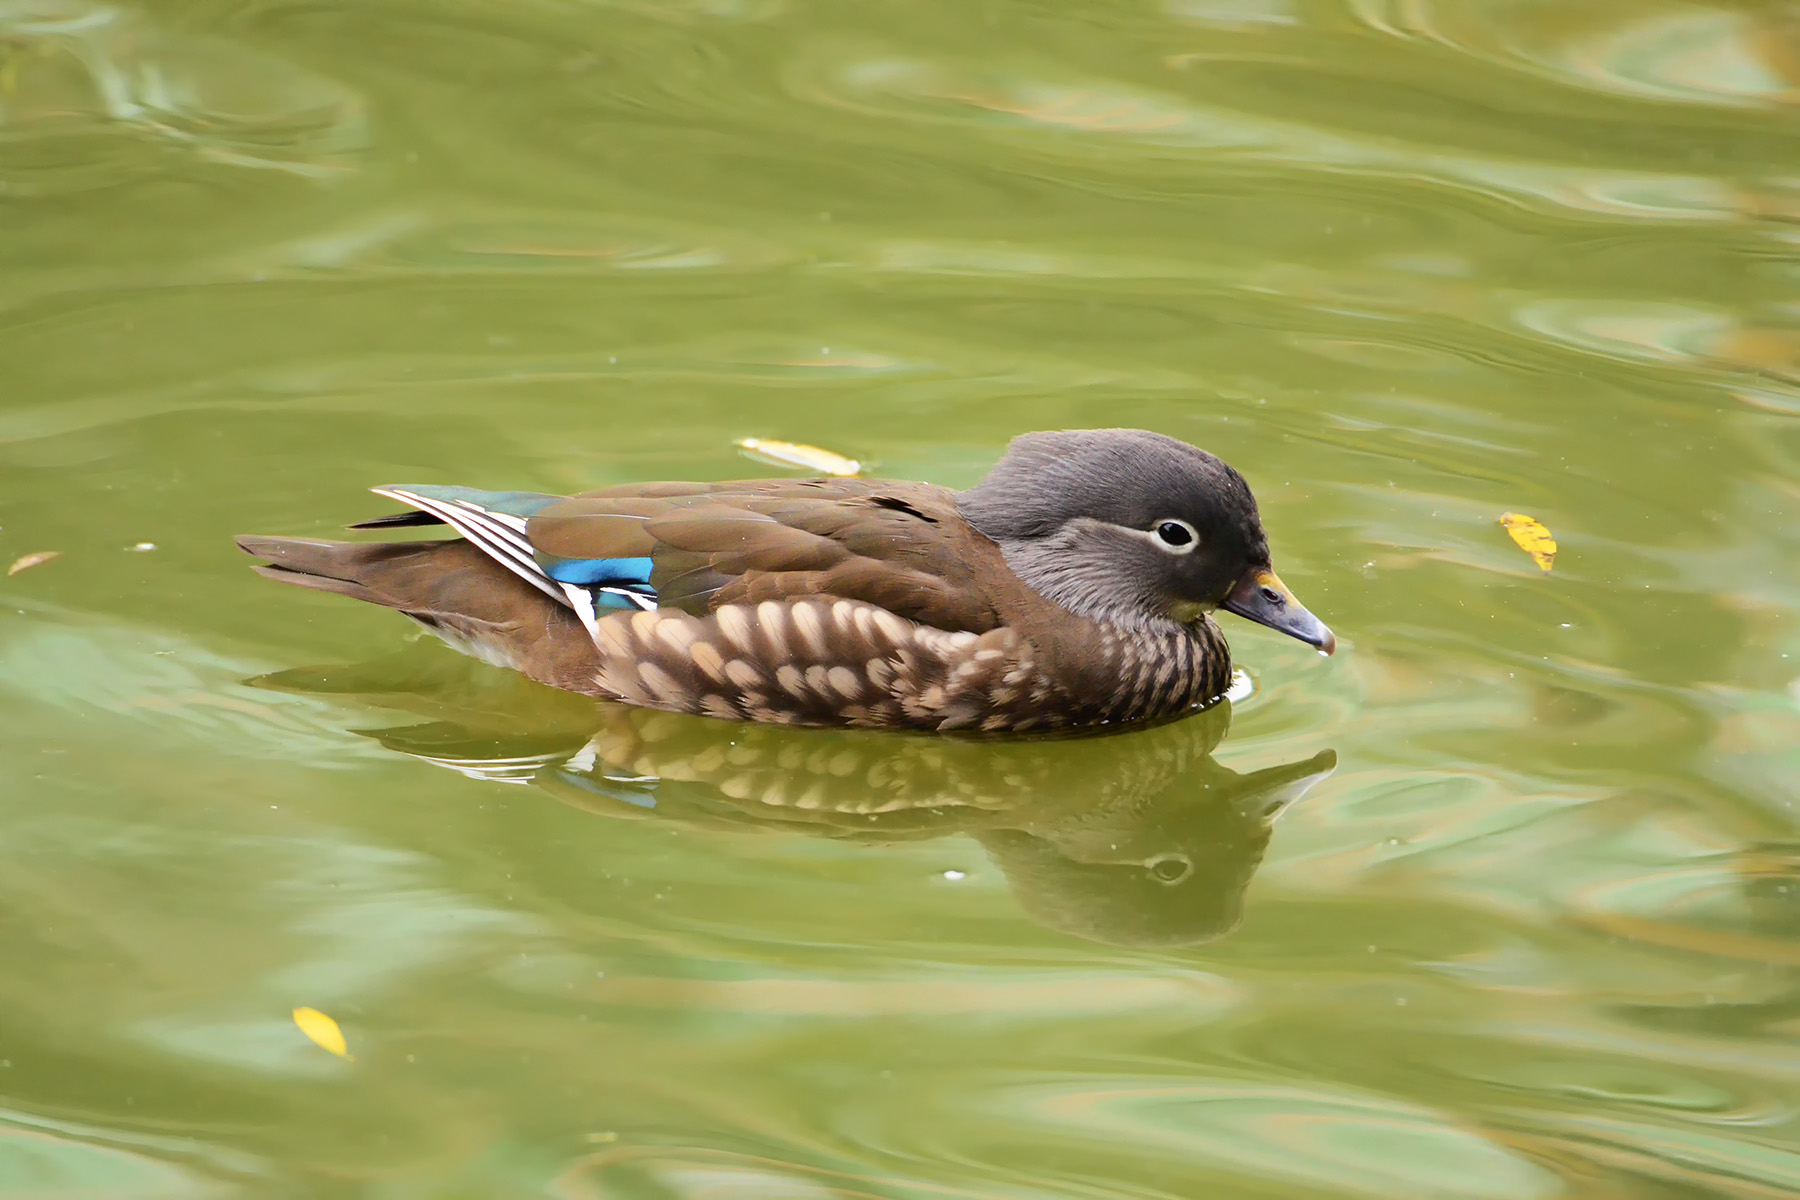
[794,50,1745,223]
[994,1077,1561,1200]
[1,0,1797,1195]
[0,0,366,195]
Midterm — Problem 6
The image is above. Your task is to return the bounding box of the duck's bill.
[1222,569,1337,655]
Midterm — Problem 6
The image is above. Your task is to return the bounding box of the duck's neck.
[983,531,1181,635]
[977,541,1234,722]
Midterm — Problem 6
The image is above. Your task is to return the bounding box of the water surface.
[3,0,1799,1196]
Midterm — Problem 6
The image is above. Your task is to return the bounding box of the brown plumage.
[237,430,1335,731]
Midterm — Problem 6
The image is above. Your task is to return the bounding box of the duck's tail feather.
[236,535,420,605]
[235,535,606,693]
[236,535,535,618]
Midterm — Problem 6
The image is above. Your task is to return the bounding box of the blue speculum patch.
[544,556,655,586]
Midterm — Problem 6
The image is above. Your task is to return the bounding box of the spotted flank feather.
[587,598,1033,731]
[578,597,1228,732]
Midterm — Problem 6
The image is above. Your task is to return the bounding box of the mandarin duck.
[237,429,1334,732]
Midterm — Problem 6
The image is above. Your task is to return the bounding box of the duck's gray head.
[956,429,1335,652]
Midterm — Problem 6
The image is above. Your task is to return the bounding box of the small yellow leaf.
[293,1007,350,1058]
[736,437,861,477]
[1500,512,1556,572]
[7,551,60,576]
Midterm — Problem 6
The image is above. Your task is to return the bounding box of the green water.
[4,0,1800,1195]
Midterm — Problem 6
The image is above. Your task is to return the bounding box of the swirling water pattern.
[1,0,1798,1195]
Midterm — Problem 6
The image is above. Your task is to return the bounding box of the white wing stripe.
[443,498,535,561]
[374,488,564,604]
[391,492,539,578]
[560,583,600,637]
[463,504,529,534]
[449,499,535,557]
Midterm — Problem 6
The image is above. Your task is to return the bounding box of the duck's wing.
[361,478,1002,638]
[357,485,576,605]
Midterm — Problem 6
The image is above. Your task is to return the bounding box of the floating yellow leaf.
[7,551,60,576]
[736,438,860,477]
[1500,512,1555,572]
[292,1007,351,1058]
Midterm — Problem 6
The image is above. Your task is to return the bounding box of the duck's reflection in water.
[260,646,1335,947]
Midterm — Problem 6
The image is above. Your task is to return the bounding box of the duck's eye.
[1154,519,1198,552]
[1146,853,1193,884]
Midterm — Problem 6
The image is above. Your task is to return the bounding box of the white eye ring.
[1150,518,1199,555]
[1145,852,1194,884]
